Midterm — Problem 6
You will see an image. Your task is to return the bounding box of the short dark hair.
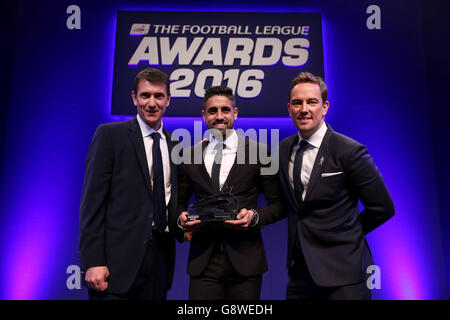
[203,86,236,107]
[133,68,170,96]
[289,72,327,102]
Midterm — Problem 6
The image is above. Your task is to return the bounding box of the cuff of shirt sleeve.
[249,209,259,227]
[177,216,185,231]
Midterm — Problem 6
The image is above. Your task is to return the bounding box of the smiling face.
[288,82,329,139]
[202,95,238,138]
[132,79,170,130]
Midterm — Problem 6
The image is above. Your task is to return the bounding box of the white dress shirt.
[289,122,327,201]
[204,130,238,190]
[137,115,171,230]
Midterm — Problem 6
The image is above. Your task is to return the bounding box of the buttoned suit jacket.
[79,117,180,294]
[177,134,283,277]
[278,125,395,287]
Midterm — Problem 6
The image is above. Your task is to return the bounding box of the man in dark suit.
[79,68,181,300]
[177,86,283,300]
[279,72,395,300]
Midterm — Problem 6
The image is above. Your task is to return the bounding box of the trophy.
[186,185,239,222]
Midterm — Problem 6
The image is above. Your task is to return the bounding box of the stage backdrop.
[111,11,324,116]
[0,0,449,300]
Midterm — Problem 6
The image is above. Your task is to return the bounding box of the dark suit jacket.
[279,125,395,287]
[79,117,179,294]
[177,134,283,277]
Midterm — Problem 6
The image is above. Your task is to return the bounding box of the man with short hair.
[279,72,395,300]
[177,86,283,300]
[79,68,181,300]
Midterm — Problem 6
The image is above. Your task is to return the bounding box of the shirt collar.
[137,114,166,141]
[297,122,327,149]
[209,129,238,150]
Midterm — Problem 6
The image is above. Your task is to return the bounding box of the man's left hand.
[224,208,254,230]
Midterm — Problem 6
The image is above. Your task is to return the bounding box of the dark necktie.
[151,132,167,232]
[211,142,224,192]
[293,139,310,203]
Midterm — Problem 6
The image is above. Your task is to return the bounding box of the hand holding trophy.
[186,184,239,222]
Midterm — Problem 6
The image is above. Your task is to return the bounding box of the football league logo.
[130,24,150,35]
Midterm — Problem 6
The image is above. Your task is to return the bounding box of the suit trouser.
[88,230,171,300]
[286,250,371,300]
[189,244,262,300]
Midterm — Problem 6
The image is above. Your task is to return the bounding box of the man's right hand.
[85,266,110,292]
[179,211,203,233]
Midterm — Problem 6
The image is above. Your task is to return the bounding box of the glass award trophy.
[186,185,239,222]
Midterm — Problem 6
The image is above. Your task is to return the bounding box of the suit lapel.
[163,128,177,189]
[163,128,179,231]
[282,134,301,209]
[304,126,333,202]
[128,117,152,192]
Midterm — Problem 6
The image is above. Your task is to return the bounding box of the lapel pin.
[319,156,324,166]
